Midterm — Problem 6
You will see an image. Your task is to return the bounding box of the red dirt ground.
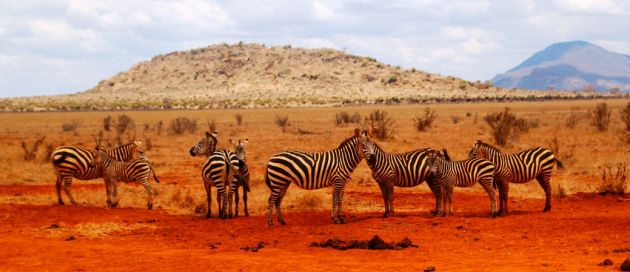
[0,189,628,271]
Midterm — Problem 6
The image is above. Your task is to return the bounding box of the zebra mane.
[475,140,502,153]
[337,135,359,149]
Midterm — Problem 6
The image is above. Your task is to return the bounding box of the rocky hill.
[493,41,630,92]
[0,43,611,111]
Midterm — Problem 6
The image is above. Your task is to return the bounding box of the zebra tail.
[556,159,564,170]
[264,168,271,188]
[150,165,160,183]
[493,177,498,190]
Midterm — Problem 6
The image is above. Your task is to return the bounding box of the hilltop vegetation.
[0,43,617,111]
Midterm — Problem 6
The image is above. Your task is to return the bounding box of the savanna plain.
[0,100,629,271]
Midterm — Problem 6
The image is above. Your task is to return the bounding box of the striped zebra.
[51,140,144,206]
[265,129,364,226]
[200,149,240,219]
[90,147,159,209]
[468,140,563,215]
[189,131,218,157]
[358,131,443,217]
[426,149,497,217]
[229,139,250,217]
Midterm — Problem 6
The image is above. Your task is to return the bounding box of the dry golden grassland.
[1,99,628,216]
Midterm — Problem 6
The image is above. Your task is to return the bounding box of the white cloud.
[1,0,630,97]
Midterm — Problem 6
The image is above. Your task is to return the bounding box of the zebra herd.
[49,128,562,227]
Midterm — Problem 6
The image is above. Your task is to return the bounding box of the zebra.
[426,149,497,217]
[189,132,247,218]
[50,140,145,206]
[229,139,251,217]
[265,129,364,226]
[189,131,218,157]
[90,147,159,209]
[468,140,564,215]
[358,131,443,217]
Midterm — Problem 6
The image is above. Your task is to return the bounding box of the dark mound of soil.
[310,235,419,250]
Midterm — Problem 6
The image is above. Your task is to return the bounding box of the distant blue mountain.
[493,41,630,92]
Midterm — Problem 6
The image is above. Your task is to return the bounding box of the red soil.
[0,190,628,271]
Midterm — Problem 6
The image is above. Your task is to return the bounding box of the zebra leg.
[219,186,228,219]
[267,193,275,227]
[142,181,154,210]
[275,185,289,225]
[500,181,510,215]
[204,182,212,218]
[233,183,240,217]
[62,176,77,206]
[337,184,347,224]
[447,185,454,216]
[104,177,113,207]
[427,177,442,216]
[55,176,64,205]
[111,178,119,208]
[441,184,448,217]
[377,183,389,217]
[480,177,497,218]
[387,185,395,217]
[243,185,249,216]
[227,186,234,219]
[536,175,552,212]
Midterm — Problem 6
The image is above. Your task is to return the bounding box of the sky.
[1,0,629,98]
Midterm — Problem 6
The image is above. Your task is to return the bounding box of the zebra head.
[229,138,248,162]
[359,130,377,165]
[426,150,444,174]
[189,131,218,157]
[468,140,488,159]
[132,139,147,160]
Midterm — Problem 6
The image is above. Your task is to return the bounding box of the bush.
[207,119,216,133]
[451,116,461,124]
[565,107,586,129]
[483,107,532,146]
[620,102,630,143]
[275,115,290,133]
[591,102,611,131]
[116,115,135,135]
[21,136,45,161]
[235,113,243,126]
[103,116,112,131]
[334,111,361,126]
[169,117,198,135]
[61,120,81,134]
[412,107,437,132]
[365,110,396,140]
[597,163,627,196]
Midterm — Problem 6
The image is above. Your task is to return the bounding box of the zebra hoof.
[147,204,153,210]
[382,213,389,218]
[543,207,551,212]
[206,213,211,218]
[338,217,346,224]
[58,200,65,205]
[279,219,286,225]
[245,212,250,217]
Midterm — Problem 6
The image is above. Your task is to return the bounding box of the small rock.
[598,259,613,266]
[621,258,630,271]
[424,266,436,272]
[47,224,60,229]
[456,225,464,230]
[65,236,76,241]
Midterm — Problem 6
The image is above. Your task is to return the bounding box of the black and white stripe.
[359,132,442,217]
[468,140,563,215]
[50,140,144,206]
[91,147,159,209]
[229,139,250,217]
[427,149,496,217]
[265,129,364,226]
[201,149,240,219]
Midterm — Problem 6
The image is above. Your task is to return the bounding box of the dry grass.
[1,100,629,216]
[42,222,156,239]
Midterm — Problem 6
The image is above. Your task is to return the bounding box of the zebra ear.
[133,139,142,147]
[212,131,218,138]
[354,128,360,136]
[243,139,248,146]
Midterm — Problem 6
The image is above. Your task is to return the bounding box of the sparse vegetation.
[235,113,243,126]
[591,102,611,131]
[365,110,396,140]
[565,107,586,128]
[169,117,198,135]
[334,111,361,126]
[275,115,290,133]
[451,116,461,124]
[207,119,217,133]
[61,120,81,134]
[620,102,630,143]
[412,107,437,132]
[483,107,532,146]
[21,136,45,161]
[597,163,627,196]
